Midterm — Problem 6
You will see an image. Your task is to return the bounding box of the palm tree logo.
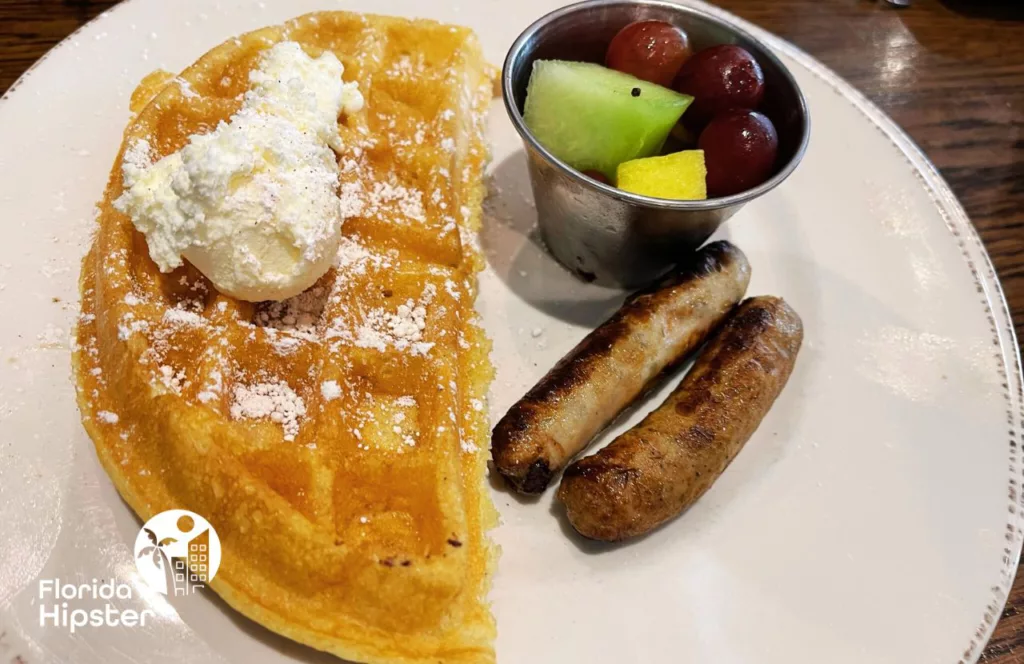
[133,509,222,596]
[135,527,177,575]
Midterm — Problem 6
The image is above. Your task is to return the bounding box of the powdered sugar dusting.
[121,139,153,188]
[230,381,306,441]
[162,308,205,327]
[158,365,187,394]
[350,284,437,356]
[117,315,150,341]
[368,180,426,223]
[334,236,373,274]
[321,380,341,401]
[197,369,223,404]
[96,411,120,424]
[269,333,303,355]
[340,178,428,226]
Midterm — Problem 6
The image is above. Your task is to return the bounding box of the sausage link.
[491,241,751,493]
[556,296,803,541]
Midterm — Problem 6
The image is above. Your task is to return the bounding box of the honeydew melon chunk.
[523,60,693,179]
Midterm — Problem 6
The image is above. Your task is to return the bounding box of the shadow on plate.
[481,150,626,328]
[538,353,717,556]
[548,488,684,555]
[487,460,543,505]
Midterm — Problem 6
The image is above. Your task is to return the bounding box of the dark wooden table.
[2,0,1022,660]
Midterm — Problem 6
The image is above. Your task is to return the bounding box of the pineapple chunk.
[616,150,707,200]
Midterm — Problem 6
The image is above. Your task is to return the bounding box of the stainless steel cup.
[502,0,810,288]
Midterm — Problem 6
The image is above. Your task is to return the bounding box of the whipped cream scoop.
[115,41,364,302]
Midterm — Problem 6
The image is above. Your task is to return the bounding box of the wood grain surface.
[2,0,1023,661]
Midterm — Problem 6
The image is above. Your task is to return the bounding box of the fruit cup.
[502,0,810,287]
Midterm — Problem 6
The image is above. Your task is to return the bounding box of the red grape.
[582,169,611,185]
[674,45,765,130]
[698,109,778,197]
[605,21,692,88]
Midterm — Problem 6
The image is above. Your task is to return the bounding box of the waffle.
[73,12,497,664]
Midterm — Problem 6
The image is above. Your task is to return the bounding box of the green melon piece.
[523,59,693,179]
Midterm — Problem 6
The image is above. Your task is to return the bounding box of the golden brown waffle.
[73,11,497,664]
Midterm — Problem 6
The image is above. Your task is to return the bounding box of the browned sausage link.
[491,241,751,494]
[556,296,803,541]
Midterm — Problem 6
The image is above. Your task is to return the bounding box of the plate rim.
[1,1,1021,662]
[692,6,1024,661]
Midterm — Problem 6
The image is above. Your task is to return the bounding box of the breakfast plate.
[0,0,1020,663]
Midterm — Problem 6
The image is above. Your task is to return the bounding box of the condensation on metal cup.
[502,0,811,288]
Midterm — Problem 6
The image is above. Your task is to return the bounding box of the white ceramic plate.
[0,1,1021,663]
